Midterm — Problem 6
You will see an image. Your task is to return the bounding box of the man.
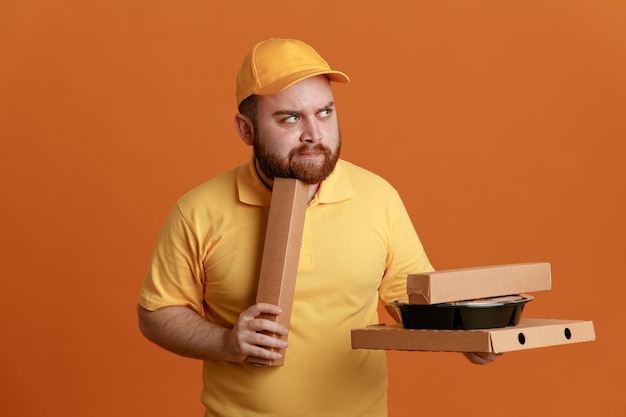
[138,38,494,417]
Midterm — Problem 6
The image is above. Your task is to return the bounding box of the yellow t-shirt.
[139,158,433,417]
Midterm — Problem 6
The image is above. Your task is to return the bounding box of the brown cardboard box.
[351,318,596,353]
[352,263,594,353]
[407,263,552,305]
[246,178,309,366]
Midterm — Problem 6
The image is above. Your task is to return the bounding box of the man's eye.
[283,115,299,123]
[319,109,332,118]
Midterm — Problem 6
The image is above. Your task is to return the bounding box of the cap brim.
[253,69,350,97]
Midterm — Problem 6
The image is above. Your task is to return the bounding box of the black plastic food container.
[390,295,534,330]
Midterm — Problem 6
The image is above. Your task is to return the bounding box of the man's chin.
[291,163,336,184]
[255,152,339,184]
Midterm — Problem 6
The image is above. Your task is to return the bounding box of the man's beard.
[253,131,341,184]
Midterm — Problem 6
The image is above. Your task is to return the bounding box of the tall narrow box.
[247,178,309,366]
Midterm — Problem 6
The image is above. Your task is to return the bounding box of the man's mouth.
[296,145,328,158]
[298,151,322,158]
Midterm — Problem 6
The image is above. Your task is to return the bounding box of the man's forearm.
[137,305,229,361]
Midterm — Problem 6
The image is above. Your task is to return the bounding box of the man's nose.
[300,117,321,143]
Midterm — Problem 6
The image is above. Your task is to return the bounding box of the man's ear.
[234,113,254,146]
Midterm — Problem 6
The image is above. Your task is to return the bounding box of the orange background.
[1,1,624,416]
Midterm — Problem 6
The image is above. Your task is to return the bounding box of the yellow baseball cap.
[236,38,350,106]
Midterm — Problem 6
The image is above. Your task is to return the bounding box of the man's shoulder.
[337,159,398,194]
[177,166,241,208]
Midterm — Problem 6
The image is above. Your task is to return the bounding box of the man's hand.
[462,352,498,365]
[222,303,289,362]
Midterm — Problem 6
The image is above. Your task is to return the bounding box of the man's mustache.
[292,144,331,155]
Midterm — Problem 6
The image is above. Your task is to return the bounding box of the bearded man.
[138,38,493,417]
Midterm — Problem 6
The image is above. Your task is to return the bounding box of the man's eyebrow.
[320,101,335,111]
[272,101,335,117]
[272,109,300,117]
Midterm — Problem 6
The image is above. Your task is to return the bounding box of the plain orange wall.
[1,1,624,416]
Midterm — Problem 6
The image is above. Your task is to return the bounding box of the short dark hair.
[238,95,258,130]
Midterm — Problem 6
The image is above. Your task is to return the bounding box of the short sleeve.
[378,194,434,304]
[138,204,205,314]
